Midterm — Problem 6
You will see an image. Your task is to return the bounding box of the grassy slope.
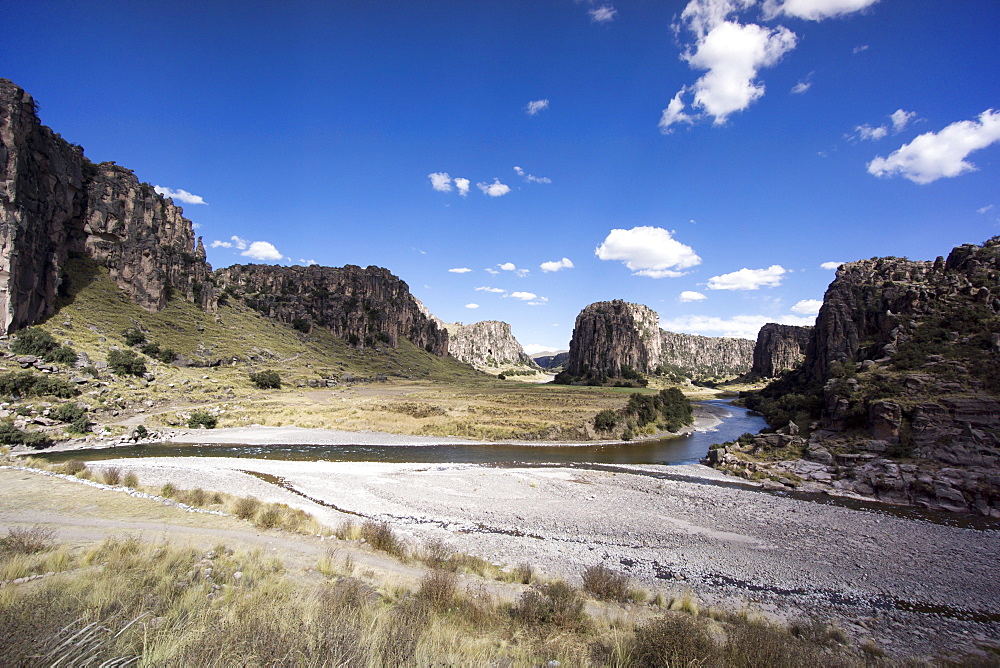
[24,258,669,441]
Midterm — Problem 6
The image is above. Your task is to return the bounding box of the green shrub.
[10,327,57,357]
[0,421,53,449]
[68,415,91,434]
[187,410,218,429]
[53,403,86,423]
[593,409,618,432]
[249,370,282,389]
[107,349,147,377]
[122,328,147,346]
[47,345,78,365]
[155,347,178,364]
[0,372,78,399]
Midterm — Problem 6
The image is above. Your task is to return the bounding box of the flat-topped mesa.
[0,78,213,334]
[751,323,812,378]
[567,300,662,378]
[660,330,755,379]
[213,264,449,355]
[446,320,538,370]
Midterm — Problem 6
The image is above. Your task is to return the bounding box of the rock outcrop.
[566,301,662,379]
[214,264,448,355]
[445,320,537,371]
[750,323,812,378]
[728,238,1000,515]
[533,351,569,370]
[660,330,754,380]
[0,78,212,334]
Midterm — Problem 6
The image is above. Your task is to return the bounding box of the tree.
[107,349,147,377]
[249,370,281,389]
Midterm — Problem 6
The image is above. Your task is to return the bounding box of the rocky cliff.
[533,351,569,371]
[0,78,213,335]
[660,330,754,380]
[722,238,1000,515]
[750,323,812,378]
[214,264,448,355]
[566,300,662,379]
[445,320,538,371]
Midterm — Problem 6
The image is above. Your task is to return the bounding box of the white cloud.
[595,226,701,278]
[428,172,453,192]
[525,99,550,116]
[484,268,499,275]
[498,262,516,271]
[679,290,707,302]
[454,177,470,196]
[153,185,207,206]
[448,267,473,274]
[658,90,695,133]
[241,241,284,262]
[978,204,995,214]
[890,108,916,132]
[855,123,888,141]
[707,265,787,290]
[523,343,558,355]
[791,80,811,94]
[791,298,823,314]
[867,109,1000,184]
[465,303,480,309]
[659,313,816,340]
[514,166,552,184]
[475,286,506,293]
[211,235,249,250]
[763,0,879,21]
[852,44,869,54]
[540,257,574,272]
[589,5,617,23]
[299,259,318,266]
[820,261,844,270]
[210,240,232,249]
[477,179,512,197]
[509,291,539,301]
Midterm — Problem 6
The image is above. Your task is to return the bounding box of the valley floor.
[66,453,1000,661]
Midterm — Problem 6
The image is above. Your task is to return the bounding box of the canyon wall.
[750,323,812,378]
[566,300,662,378]
[660,330,754,379]
[445,320,537,370]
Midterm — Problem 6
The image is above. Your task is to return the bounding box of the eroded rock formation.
[0,78,212,334]
[660,330,754,380]
[566,301,662,378]
[445,320,537,370]
[214,264,448,355]
[750,323,812,378]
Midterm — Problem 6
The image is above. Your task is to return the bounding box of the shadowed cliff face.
[213,264,449,356]
[660,330,754,379]
[445,320,536,369]
[567,300,662,378]
[751,324,812,378]
[0,78,213,334]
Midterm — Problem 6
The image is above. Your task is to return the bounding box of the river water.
[41,400,766,466]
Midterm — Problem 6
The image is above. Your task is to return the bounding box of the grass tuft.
[0,525,57,556]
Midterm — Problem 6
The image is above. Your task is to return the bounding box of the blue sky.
[4,0,998,353]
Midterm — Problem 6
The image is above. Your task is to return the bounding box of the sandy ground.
[83,454,1000,660]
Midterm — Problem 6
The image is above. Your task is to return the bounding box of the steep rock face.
[0,78,212,334]
[751,323,812,378]
[533,351,569,370]
[731,238,1000,515]
[446,320,537,370]
[660,330,754,379]
[214,264,448,355]
[567,300,661,378]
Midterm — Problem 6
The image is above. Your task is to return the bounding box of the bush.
[249,370,282,389]
[52,403,86,423]
[155,347,178,364]
[361,520,404,557]
[232,496,261,519]
[11,327,58,357]
[512,580,585,628]
[47,345,78,365]
[0,525,56,556]
[107,349,147,377]
[417,569,458,610]
[122,471,139,488]
[59,460,87,475]
[593,409,618,432]
[68,415,91,434]
[122,328,147,346]
[631,613,717,667]
[0,420,52,449]
[0,372,78,399]
[582,563,631,602]
[188,410,218,429]
[101,466,122,486]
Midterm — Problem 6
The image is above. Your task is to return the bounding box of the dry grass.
[0,525,56,556]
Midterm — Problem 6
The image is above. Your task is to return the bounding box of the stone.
[445,320,539,371]
[751,323,812,378]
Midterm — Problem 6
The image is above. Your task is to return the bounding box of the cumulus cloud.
[707,265,787,290]
[498,262,516,271]
[791,80,811,94]
[890,109,917,132]
[595,226,701,278]
[154,185,207,205]
[448,267,473,274]
[855,123,888,141]
[589,5,617,23]
[791,298,823,314]
[514,166,552,184]
[509,291,539,301]
[525,99,550,116]
[428,172,453,192]
[299,259,318,266]
[820,261,844,270]
[465,303,480,309]
[659,313,816,340]
[477,179,512,197]
[475,286,506,293]
[211,235,249,250]
[867,109,1000,184]
[453,177,470,196]
[679,290,707,302]
[852,108,916,141]
[241,241,284,262]
[659,90,696,133]
[540,257,574,272]
[763,0,879,21]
